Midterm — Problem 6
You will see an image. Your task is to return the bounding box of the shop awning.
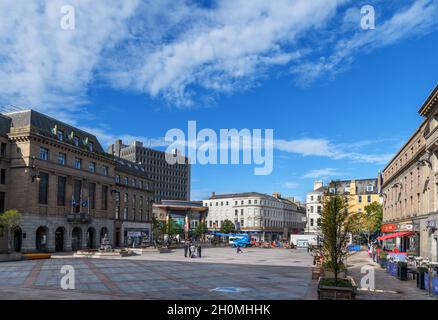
[377,232,415,241]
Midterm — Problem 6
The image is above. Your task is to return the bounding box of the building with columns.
[382,85,438,261]
[203,192,306,242]
[0,110,153,253]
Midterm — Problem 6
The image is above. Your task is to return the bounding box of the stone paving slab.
[0,247,313,300]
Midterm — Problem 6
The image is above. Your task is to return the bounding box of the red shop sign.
[381,224,398,233]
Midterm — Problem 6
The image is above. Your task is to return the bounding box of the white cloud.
[282,182,299,189]
[274,138,393,165]
[1,1,437,110]
[302,168,345,179]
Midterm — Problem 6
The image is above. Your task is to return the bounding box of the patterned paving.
[0,248,313,300]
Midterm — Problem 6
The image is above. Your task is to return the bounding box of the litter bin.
[397,262,408,281]
[416,268,427,290]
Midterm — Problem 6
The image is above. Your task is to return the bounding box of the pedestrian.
[236,246,243,254]
[184,242,189,257]
[197,244,202,258]
[190,243,196,258]
[188,242,192,257]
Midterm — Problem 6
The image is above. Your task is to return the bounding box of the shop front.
[378,222,420,261]
[121,221,151,247]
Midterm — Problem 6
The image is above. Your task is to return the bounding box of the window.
[235,209,238,216]
[101,166,109,176]
[38,172,49,205]
[367,185,374,192]
[89,183,96,209]
[329,188,335,194]
[0,169,5,184]
[115,175,120,184]
[124,177,128,185]
[57,176,66,206]
[88,142,93,152]
[39,147,49,161]
[73,180,82,212]
[241,209,244,216]
[115,206,120,220]
[101,185,108,210]
[57,130,64,142]
[124,193,128,203]
[310,218,314,227]
[123,207,128,220]
[74,158,82,169]
[88,162,96,173]
[240,220,244,227]
[367,195,372,203]
[0,192,4,213]
[58,153,66,166]
[0,143,6,157]
[358,196,363,203]
[73,136,79,147]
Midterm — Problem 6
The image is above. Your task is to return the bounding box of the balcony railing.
[67,212,92,223]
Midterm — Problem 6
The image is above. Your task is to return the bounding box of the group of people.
[184,241,202,258]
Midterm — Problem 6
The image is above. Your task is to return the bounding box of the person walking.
[236,245,243,254]
[190,243,196,258]
[184,242,189,257]
[197,244,202,258]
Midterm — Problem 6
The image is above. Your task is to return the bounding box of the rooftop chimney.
[313,180,323,191]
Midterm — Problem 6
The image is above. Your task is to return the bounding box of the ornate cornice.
[419,84,438,117]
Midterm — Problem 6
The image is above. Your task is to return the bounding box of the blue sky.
[1,0,438,201]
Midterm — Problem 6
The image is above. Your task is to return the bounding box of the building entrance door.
[13,227,22,252]
[55,228,64,252]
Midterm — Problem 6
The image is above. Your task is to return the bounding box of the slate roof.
[4,109,104,153]
[0,114,11,135]
[114,156,151,180]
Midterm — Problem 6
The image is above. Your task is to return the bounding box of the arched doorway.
[55,227,64,252]
[12,226,22,252]
[36,226,48,252]
[86,227,96,249]
[71,227,82,251]
[100,227,108,245]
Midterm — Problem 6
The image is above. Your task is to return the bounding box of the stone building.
[326,178,381,213]
[108,140,190,204]
[203,192,306,242]
[382,85,438,261]
[305,181,326,234]
[0,109,153,253]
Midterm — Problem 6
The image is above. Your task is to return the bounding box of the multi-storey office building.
[382,85,438,261]
[0,110,153,253]
[203,192,306,241]
[305,181,326,234]
[108,140,190,204]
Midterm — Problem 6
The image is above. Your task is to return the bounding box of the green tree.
[0,210,22,253]
[166,217,183,236]
[362,202,383,244]
[220,219,235,234]
[321,194,356,285]
[195,221,208,240]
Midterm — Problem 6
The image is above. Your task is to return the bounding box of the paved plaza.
[0,247,314,300]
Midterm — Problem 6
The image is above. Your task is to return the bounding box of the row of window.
[205,199,291,209]
[38,173,109,211]
[115,175,149,190]
[328,185,375,194]
[39,147,109,176]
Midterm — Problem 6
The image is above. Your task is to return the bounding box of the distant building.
[108,140,190,204]
[305,181,326,234]
[326,178,382,214]
[203,192,306,242]
[152,200,208,240]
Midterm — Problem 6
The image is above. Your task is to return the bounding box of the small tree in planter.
[0,210,22,253]
[318,192,358,300]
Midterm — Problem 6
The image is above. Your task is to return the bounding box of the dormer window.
[367,185,374,192]
[88,142,93,152]
[73,136,79,147]
[329,188,336,194]
[57,130,64,142]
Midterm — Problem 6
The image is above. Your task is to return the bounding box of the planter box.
[324,270,347,279]
[318,277,357,300]
[0,252,22,262]
[424,273,438,296]
[387,261,398,277]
